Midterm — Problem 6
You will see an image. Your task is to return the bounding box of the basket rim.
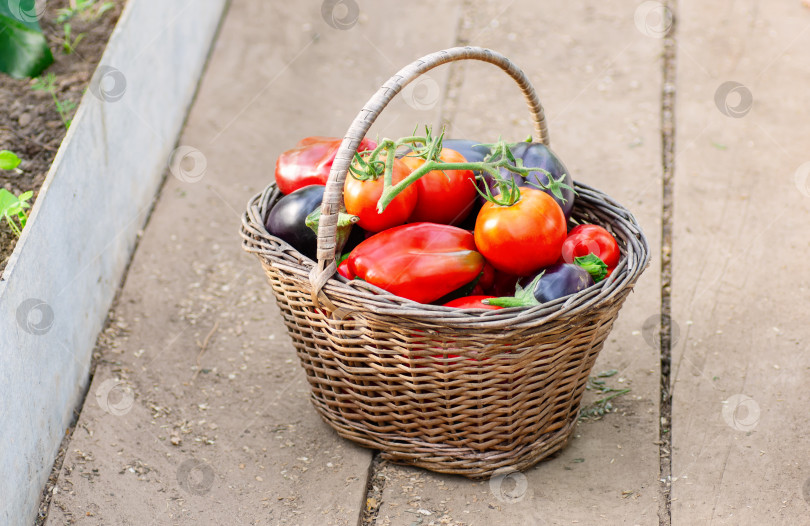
[240,179,650,329]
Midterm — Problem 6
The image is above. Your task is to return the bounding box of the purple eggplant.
[442,139,491,164]
[265,185,325,260]
[521,263,594,303]
[266,185,364,260]
[486,263,594,307]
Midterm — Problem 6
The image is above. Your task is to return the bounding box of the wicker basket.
[240,47,650,479]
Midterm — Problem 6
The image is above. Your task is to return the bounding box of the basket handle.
[309,46,549,309]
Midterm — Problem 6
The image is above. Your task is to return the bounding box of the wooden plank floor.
[671,1,810,524]
[42,0,810,524]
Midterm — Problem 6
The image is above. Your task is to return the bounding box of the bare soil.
[0,0,124,275]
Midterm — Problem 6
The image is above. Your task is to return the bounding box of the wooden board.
[671,0,810,523]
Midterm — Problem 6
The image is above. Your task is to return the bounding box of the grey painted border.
[0,0,228,523]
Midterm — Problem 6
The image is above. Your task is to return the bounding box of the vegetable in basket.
[274,136,376,195]
[480,141,576,220]
[441,139,492,229]
[348,222,484,304]
[337,254,354,280]
[344,152,417,232]
[400,147,477,226]
[474,184,567,276]
[561,224,620,270]
[264,185,327,259]
[486,254,608,307]
[443,295,502,310]
[486,263,593,307]
[265,185,360,260]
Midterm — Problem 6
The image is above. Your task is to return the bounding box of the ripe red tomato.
[344,156,417,232]
[561,224,620,269]
[474,188,567,276]
[401,148,477,226]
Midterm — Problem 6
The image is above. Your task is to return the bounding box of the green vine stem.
[348,127,574,213]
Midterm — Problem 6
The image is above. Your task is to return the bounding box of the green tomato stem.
[362,131,575,213]
[384,149,395,192]
[574,254,608,282]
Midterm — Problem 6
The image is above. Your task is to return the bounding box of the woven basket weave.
[240,47,650,479]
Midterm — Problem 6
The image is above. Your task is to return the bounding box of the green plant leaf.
[95,3,115,19]
[0,0,54,79]
[0,150,22,170]
[0,189,33,236]
[0,189,18,211]
[55,8,74,24]
[574,253,608,282]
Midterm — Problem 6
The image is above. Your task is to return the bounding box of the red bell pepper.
[337,256,355,280]
[275,137,377,195]
[443,295,502,310]
[348,223,484,304]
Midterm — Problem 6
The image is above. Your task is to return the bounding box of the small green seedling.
[32,73,76,129]
[0,189,33,237]
[57,0,115,54]
[0,150,22,172]
[61,23,86,54]
[57,0,115,23]
[579,369,632,420]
